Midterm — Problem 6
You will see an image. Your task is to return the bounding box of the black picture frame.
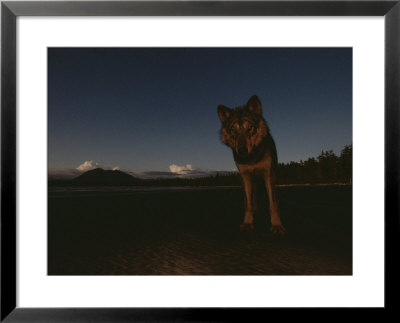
[1,0,398,321]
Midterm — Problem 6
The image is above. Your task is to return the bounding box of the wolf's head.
[217,95,269,159]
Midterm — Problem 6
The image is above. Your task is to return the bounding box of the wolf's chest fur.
[236,153,273,176]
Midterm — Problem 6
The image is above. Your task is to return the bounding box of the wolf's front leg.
[240,173,255,231]
[264,173,285,235]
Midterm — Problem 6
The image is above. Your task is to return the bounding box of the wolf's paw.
[271,224,286,235]
[240,222,254,231]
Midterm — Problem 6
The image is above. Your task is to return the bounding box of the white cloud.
[76,160,99,172]
[169,164,195,175]
[76,160,121,172]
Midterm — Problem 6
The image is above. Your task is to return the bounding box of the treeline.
[277,145,352,184]
[144,144,352,186]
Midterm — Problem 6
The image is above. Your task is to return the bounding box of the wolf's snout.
[237,146,248,155]
[237,135,248,155]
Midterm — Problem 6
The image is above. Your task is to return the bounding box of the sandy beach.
[48,185,352,275]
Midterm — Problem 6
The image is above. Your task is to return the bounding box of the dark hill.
[71,168,139,186]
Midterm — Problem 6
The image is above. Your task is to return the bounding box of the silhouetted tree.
[339,144,352,183]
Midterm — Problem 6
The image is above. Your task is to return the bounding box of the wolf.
[217,95,285,234]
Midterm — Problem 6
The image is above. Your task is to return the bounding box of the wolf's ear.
[217,105,232,123]
[247,95,262,115]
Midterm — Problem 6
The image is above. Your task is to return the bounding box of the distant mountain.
[48,168,241,187]
[70,168,140,186]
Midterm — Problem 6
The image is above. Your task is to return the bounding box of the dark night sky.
[48,48,352,176]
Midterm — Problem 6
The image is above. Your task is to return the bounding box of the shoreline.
[49,182,352,189]
[48,183,352,197]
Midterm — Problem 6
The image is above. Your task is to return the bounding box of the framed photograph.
[1,0,398,321]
